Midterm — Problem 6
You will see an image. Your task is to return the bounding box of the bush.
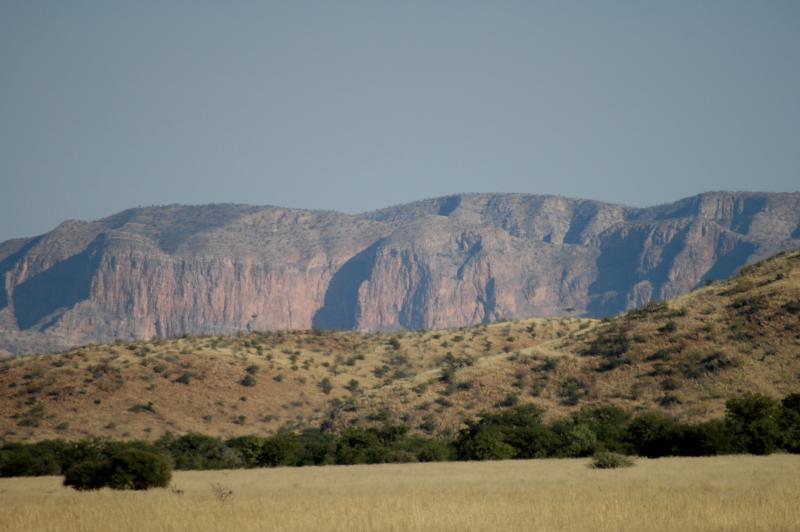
[258,431,302,467]
[335,428,387,464]
[725,394,780,455]
[0,443,63,477]
[402,436,453,462]
[549,420,598,457]
[345,379,360,393]
[591,451,633,469]
[584,328,629,358]
[575,405,631,454]
[496,394,519,408]
[456,405,554,460]
[678,419,732,456]
[63,447,171,491]
[174,371,194,385]
[296,429,337,465]
[63,459,110,490]
[779,393,800,453]
[658,321,677,334]
[626,412,682,457]
[106,449,171,490]
[319,377,333,395]
[157,433,243,470]
[224,436,264,468]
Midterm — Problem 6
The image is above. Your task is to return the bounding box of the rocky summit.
[0,191,798,354]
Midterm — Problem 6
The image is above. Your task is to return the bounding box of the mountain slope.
[1,248,798,442]
[0,191,799,354]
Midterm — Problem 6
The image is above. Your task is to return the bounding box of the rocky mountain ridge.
[1,191,798,354]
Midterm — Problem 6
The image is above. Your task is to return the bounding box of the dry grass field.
[1,455,798,532]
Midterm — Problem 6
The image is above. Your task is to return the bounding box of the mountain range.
[1,191,799,355]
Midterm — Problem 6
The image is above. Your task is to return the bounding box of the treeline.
[2,393,799,481]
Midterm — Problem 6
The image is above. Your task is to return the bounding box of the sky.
[1,1,798,242]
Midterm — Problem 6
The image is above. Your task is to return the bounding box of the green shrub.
[626,412,682,457]
[106,449,171,490]
[174,372,193,385]
[725,393,780,455]
[258,431,302,467]
[597,357,629,372]
[573,405,631,454]
[583,328,630,358]
[319,377,333,394]
[658,321,677,334]
[0,443,63,477]
[549,420,598,457]
[157,433,243,470]
[541,357,559,371]
[456,405,554,460]
[296,429,337,465]
[779,393,800,453]
[224,436,265,468]
[63,459,110,490]
[63,448,171,491]
[557,378,587,406]
[590,451,633,469]
[335,428,386,464]
[700,351,736,373]
[402,436,453,462]
[496,394,519,408]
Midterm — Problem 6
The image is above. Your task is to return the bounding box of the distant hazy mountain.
[1,191,798,354]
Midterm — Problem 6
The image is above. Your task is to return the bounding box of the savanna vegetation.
[0,251,798,529]
[2,250,799,445]
[2,392,798,486]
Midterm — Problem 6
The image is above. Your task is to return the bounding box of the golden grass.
[2,455,799,531]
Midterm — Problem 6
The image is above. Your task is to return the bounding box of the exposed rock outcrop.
[0,192,798,354]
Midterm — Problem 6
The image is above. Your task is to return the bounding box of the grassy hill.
[1,249,798,443]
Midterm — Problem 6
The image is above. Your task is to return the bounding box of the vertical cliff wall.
[0,192,798,354]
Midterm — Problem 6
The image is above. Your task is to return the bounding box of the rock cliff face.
[1,192,798,354]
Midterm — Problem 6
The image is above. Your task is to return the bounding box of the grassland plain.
[1,455,799,532]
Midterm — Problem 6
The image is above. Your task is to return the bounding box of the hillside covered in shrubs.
[1,249,798,444]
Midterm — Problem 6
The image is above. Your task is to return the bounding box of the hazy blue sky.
[1,1,798,242]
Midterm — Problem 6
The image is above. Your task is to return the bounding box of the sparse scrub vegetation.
[590,450,633,469]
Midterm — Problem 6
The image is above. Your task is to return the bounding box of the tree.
[725,394,780,455]
[626,412,682,457]
[63,445,171,491]
[258,431,302,467]
[106,448,171,490]
[335,428,386,464]
[225,436,265,468]
[456,405,553,460]
[778,393,800,453]
[157,433,242,470]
